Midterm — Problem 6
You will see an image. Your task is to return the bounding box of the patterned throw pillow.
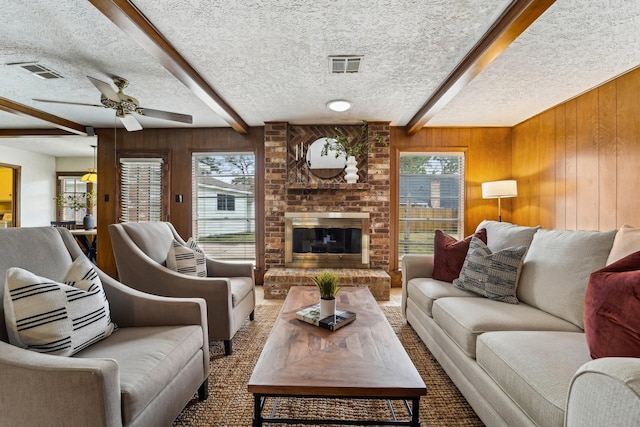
[166,237,207,277]
[432,228,488,282]
[453,237,527,304]
[3,257,116,356]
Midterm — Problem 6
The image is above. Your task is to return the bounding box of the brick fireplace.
[263,122,391,300]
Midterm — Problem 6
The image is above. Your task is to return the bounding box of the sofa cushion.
[584,251,640,359]
[407,277,477,317]
[607,225,640,265]
[453,237,526,304]
[4,257,116,356]
[432,297,581,358]
[517,228,616,329]
[432,228,487,282]
[166,238,207,277]
[477,331,591,427]
[75,325,204,425]
[476,220,539,252]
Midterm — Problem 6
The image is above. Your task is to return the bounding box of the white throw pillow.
[166,238,207,277]
[476,220,539,252]
[607,225,640,265]
[3,257,116,356]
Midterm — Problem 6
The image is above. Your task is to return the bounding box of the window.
[56,175,90,223]
[192,153,256,262]
[217,194,236,211]
[119,158,165,223]
[398,152,465,262]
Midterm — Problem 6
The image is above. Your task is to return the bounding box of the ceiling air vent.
[10,62,64,79]
[329,56,362,74]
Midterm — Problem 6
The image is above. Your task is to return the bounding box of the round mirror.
[306,137,347,179]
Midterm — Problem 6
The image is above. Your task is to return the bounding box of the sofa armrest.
[566,357,640,427]
[207,258,255,279]
[401,254,434,317]
[0,341,121,427]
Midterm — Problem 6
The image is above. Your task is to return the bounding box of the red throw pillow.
[432,228,487,282]
[584,251,640,359]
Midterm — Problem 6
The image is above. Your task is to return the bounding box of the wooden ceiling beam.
[0,129,80,138]
[406,0,556,134]
[89,0,249,134]
[0,97,88,135]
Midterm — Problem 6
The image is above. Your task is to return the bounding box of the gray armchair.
[108,221,255,355]
[0,226,209,427]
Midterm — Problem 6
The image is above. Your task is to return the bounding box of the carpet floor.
[172,303,484,427]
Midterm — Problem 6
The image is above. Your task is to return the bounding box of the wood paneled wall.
[512,66,640,230]
[95,127,265,279]
[389,126,512,275]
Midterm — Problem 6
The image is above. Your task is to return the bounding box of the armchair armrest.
[401,254,435,317]
[100,272,208,330]
[566,357,640,427]
[0,341,120,427]
[206,258,255,279]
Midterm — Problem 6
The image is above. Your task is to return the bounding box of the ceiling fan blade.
[119,114,142,131]
[33,99,104,108]
[137,107,193,124]
[87,76,120,103]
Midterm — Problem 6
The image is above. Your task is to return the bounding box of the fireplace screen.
[285,212,369,268]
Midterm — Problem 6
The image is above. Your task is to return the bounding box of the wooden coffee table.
[248,286,426,426]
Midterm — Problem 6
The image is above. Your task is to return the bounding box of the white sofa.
[402,220,640,427]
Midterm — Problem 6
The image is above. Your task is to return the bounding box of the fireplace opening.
[285,212,369,268]
[293,227,362,254]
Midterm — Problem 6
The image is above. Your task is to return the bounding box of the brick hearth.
[263,122,391,300]
[264,268,391,301]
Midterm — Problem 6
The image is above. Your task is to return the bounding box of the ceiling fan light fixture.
[327,99,352,112]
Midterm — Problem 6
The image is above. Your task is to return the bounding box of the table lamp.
[482,180,517,222]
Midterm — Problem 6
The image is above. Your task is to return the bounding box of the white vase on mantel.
[344,155,359,184]
[320,297,336,317]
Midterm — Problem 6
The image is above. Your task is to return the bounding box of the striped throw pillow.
[453,237,527,304]
[166,238,207,277]
[3,257,116,356]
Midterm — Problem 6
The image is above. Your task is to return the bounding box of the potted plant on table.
[54,189,97,230]
[310,270,341,317]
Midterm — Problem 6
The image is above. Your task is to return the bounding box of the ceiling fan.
[34,76,193,131]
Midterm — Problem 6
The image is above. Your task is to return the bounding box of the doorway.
[0,164,20,227]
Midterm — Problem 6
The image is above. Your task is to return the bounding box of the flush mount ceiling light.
[326,99,352,112]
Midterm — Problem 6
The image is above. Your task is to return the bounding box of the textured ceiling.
[0,1,639,156]
[428,0,640,126]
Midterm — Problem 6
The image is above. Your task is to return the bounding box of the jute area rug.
[172,303,484,427]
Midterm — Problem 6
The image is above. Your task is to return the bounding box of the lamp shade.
[482,180,517,199]
[81,169,97,183]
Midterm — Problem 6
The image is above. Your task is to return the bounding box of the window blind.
[119,158,164,223]
[398,152,465,261]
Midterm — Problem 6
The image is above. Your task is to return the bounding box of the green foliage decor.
[310,270,341,300]
[54,189,96,212]
[321,121,386,159]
